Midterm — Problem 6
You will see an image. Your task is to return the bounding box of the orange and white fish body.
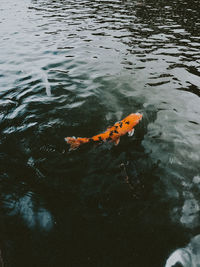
[65,113,142,151]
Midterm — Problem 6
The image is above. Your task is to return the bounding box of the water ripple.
[0,0,200,266]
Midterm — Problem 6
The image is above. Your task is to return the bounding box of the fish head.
[126,112,143,127]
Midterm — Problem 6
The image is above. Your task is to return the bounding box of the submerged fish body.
[65,113,142,150]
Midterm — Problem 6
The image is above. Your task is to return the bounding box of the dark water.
[0,0,200,266]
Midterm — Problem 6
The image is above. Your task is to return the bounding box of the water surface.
[0,0,200,266]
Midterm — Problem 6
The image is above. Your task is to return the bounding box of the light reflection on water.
[3,192,54,231]
[165,234,200,267]
[0,0,200,266]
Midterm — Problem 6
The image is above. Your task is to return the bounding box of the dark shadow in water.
[0,0,200,266]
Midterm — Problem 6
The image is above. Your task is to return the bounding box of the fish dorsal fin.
[114,137,120,146]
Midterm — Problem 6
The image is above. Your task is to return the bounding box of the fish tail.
[64,137,89,151]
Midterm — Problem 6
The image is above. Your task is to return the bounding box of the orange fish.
[65,113,142,151]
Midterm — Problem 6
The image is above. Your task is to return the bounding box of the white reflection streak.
[41,70,51,97]
[165,235,200,267]
[21,68,52,97]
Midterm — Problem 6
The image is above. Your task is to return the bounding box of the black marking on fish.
[125,121,130,124]
[107,137,112,141]
[89,138,94,143]
[109,131,114,136]
[119,122,123,128]
[98,136,103,141]
[114,130,118,134]
[115,125,118,129]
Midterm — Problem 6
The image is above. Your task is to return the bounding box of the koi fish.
[65,113,142,151]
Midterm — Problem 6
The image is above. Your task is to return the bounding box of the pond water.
[0,0,200,266]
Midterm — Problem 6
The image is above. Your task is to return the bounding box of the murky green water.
[0,0,200,266]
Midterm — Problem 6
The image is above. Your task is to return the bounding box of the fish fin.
[128,128,135,137]
[65,137,80,151]
[114,137,120,146]
[106,125,113,130]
